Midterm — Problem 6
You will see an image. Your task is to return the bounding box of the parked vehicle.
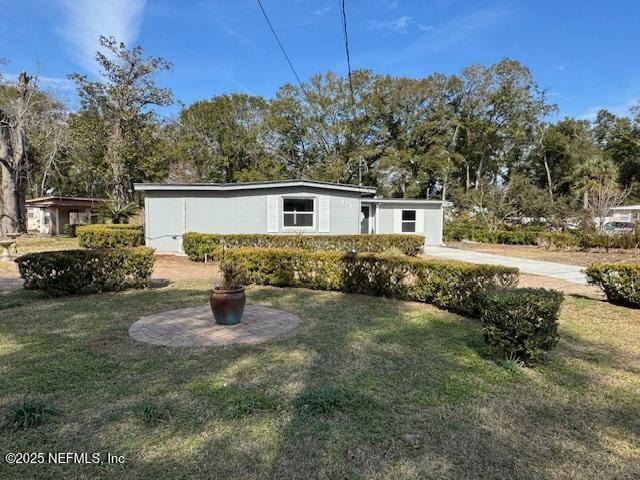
[603,221,636,235]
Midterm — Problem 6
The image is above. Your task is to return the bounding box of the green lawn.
[0,281,639,479]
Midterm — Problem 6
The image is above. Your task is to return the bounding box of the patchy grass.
[448,241,640,267]
[0,235,78,276]
[0,281,638,479]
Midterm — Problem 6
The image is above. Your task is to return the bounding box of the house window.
[283,198,315,228]
[401,210,416,233]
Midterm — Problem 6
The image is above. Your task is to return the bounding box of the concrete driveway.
[424,246,587,285]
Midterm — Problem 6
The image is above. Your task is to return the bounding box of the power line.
[256,0,305,90]
[339,0,355,106]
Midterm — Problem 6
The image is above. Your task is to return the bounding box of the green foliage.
[77,224,144,248]
[183,233,425,260]
[139,399,173,426]
[585,263,640,307]
[68,35,173,199]
[95,199,140,224]
[294,387,380,416]
[4,396,62,430]
[218,247,517,316]
[15,247,154,294]
[445,218,640,250]
[62,223,86,238]
[214,257,244,290]
[481,288,564,362]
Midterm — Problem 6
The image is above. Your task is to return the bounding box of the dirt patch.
[447,241,640,267]
[153,255,217,282]
[519,274,604,299]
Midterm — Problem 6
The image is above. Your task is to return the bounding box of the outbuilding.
[134,180,444,253]
[25,196,102,235]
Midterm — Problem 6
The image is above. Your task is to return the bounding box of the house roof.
[25,196,104,208]
[134,179,377,195]
[362,198,445,205]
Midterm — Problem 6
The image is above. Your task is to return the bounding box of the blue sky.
[1,0,639,120]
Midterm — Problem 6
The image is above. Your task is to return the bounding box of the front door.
[360,205,370,234]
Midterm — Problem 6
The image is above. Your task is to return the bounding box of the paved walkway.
[424,246,587,285]
[130,304,300,347]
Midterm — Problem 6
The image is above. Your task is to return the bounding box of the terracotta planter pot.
[209,287,246,325]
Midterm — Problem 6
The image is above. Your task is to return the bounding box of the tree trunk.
[106,118,128,201]
[0,72,30,233]
[543,153,553,203]
[583,190,589,210]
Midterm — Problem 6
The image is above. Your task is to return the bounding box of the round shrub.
[15,247,154,294]
[585,263,640,308]
[481,288,564,362]
[77,224,144,248]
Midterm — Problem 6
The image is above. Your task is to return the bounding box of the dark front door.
[360,205,370,234]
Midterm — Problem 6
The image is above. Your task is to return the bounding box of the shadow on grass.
[0,286,639,479]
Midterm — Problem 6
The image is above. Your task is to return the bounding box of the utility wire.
[256,0,305,90]
[339,0,355,106]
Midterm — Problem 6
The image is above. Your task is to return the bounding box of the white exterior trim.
[281,195,316,231]
[267,195,278,232]
[135,180,376,195]
[318,195,330,232]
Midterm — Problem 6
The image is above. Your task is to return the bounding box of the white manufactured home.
[134,180,444,253]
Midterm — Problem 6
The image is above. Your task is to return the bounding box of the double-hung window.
[283,198,315,228]
[401,210,416,233]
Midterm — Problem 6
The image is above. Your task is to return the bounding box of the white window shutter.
[267,195,278,232]
[416,210,424,233]
[393,209,401,233]
[318,195,330,232]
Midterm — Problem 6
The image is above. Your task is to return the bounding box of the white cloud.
[418,23,433,32]
[369,15,412,34]
[313,5,332,16]
[383,0,399,10]
[578,98,638,120]
[58,0,147,74]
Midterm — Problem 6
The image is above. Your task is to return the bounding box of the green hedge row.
[445,225,543,245]
[77,224,144,249]
[183,233,426,260]
[586,263,640,308]
[481,288,563,362]
[221,247,518,316]
[15,247,154,294]
[445,224,640,250]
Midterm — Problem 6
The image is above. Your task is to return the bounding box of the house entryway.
[361,205,371,234]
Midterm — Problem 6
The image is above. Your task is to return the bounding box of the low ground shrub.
[4,396,62,430]
[15,247,154,294]
[138,399,174,426]
[183,232,425,260]
[222,247,518,316]
[481,288,564,362]
[77,224,144,248]
[585,263,640,307]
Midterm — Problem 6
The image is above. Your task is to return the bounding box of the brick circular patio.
[129,304,300,347]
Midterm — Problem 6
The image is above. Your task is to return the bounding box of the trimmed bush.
[445,220,640,251]
[221,247,518,316]
[481,288,564,362]
[77,224,144,248]
[182,232,426,260]
[15,247,154,294]
[585,263,640,308]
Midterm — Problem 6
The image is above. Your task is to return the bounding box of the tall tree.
[69,36,173,200]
